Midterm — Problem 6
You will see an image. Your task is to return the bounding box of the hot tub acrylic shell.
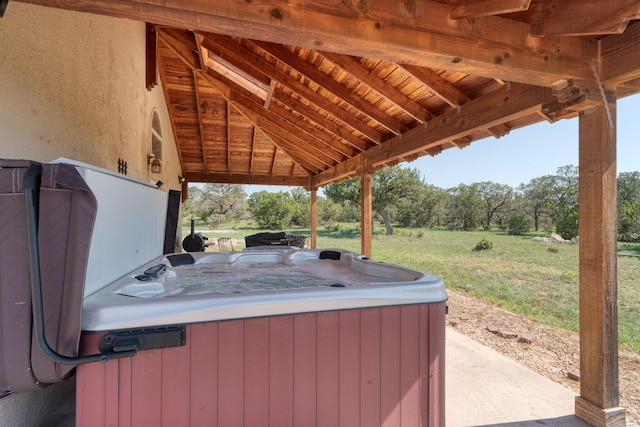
[81,248,447,332]
[78,249,447,427]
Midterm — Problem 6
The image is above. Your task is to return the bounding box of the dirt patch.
[446,289,640,423]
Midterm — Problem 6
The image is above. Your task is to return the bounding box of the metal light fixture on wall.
[147,154,162,174]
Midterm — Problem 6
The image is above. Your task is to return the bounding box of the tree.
[317,197,342,226]
[446,184,481,230]
[325,166,424,235]
[290,187,311,227]
[518,176,555,232]
[617,171,640,241]
[183,184,247,228]
[397,183,447,228]
[182,185,205,222]
[247,191,295,229]
[475,181,514,230]
[549,165,579,240]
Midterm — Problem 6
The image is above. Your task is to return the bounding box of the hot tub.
[77,248,447,426]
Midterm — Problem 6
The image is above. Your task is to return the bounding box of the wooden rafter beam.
[267,102,357,158]
[400,64,511,138]
[192,71,209,172]
[601,21,640,86]
[449,0,531,19]
[160,29,324,173]
[253,40,407,134]
[319,51,433,123]
[184,171,309,187]
[529,0,640,36]
[270,91,369,152]
[18,0,598,86]
[226,102,231,171]
[249,127,256,174]
[400,65,467,108]
[311,83,559,187]
[201,33,384,144]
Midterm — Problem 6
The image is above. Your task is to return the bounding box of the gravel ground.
[446,289,640,424]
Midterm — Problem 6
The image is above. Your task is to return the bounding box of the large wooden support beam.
[601,21,640,86]
[184,172,309,187]
[575,96,626,427]
[310,189,317,249]
[17,0,597,86]
[360,170,372,258]
[312,83,555,188]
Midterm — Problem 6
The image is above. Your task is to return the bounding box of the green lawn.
[183,221,640,354]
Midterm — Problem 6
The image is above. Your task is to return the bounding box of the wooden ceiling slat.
[201,33,385,144]
[267,102,357,159]
[401,64,511,138]
[254,41,408,135]
[196,68,347,167]
[319,51,433,123]
[270,90,369,152]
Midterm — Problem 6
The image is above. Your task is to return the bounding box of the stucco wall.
[0,2,181,190]
[0,3,182,425]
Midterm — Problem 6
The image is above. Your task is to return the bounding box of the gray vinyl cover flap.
[0,159,96,395]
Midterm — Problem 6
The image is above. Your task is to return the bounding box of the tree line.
[183,166,640,242]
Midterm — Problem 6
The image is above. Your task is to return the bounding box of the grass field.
[183,221,640,354]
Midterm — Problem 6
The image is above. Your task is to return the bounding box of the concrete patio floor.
[447,326,591,427]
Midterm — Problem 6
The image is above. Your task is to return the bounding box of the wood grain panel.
[339,309,361,426]
[217,320,245,427]
[131,350,162,427]
[381,306,402,427]
[400,305,420,427]
[316,311,340,427]
[244,317,270,427]
[161,344,191,425]
[269,315,294,427]
[361,308,382,427]
[190,322,218,426]
[293,314,318,426]
[77,303,446,426]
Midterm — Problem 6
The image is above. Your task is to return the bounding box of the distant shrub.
[417,231,425,238]
[473,238,493,251]
[326,223,342,233]
[508,215,530,236]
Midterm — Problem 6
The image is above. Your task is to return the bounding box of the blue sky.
[244,94,639,193]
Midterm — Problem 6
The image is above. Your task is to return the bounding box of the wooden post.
[360,170,372,258]
[575,96,626,427]
[310,188,317,249]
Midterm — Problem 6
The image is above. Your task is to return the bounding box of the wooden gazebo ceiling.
[19,0,640,189]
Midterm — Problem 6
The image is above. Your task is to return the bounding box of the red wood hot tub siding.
[76,303,446,427]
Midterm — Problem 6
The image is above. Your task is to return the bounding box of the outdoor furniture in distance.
[217,237,234,252]
[244,232,307,249]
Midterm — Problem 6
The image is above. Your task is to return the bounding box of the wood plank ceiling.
[18,0,640,189]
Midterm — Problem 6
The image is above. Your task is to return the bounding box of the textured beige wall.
[0,2,182,190]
